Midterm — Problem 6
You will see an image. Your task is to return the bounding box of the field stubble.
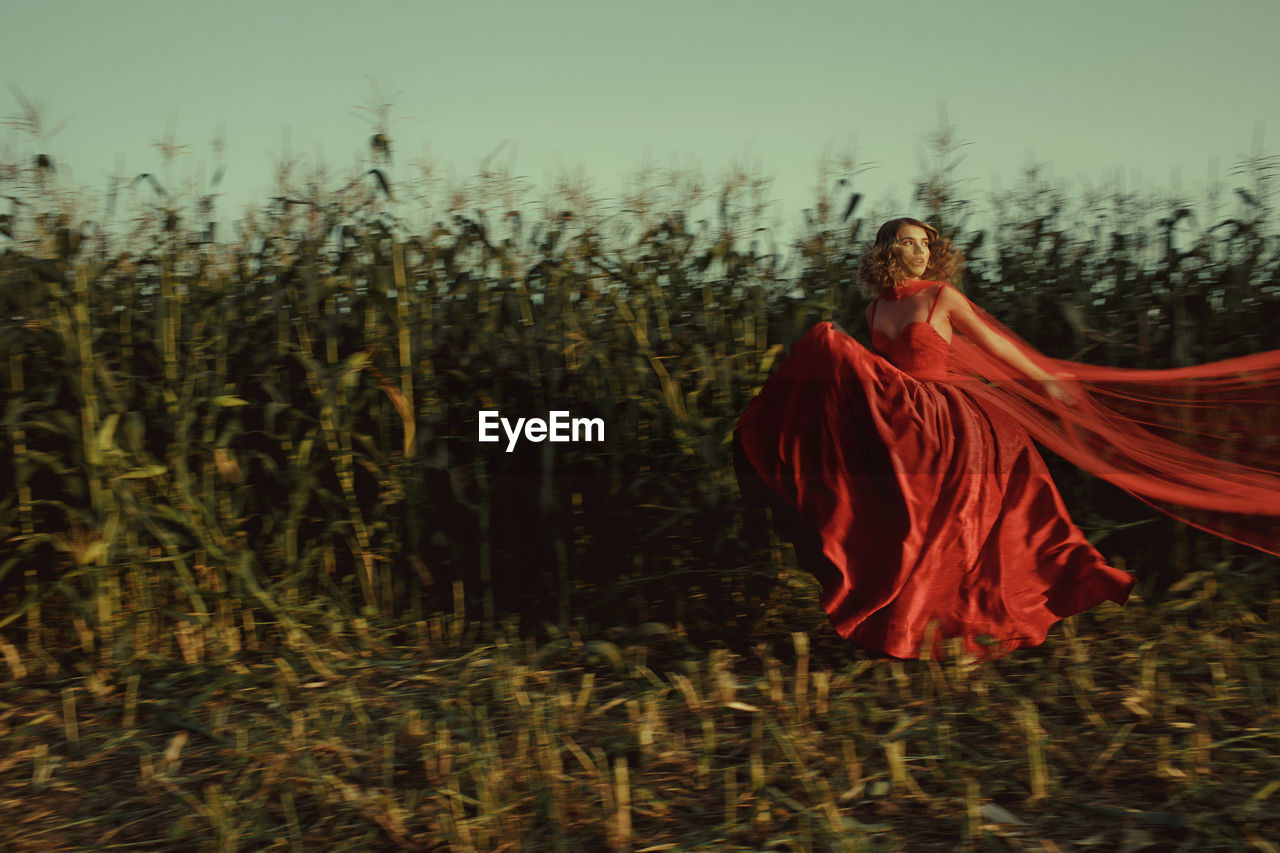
[1,567,1277,852]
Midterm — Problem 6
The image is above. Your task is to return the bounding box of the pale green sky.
[3,0,1278,243]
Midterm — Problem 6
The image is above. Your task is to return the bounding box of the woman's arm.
[940,286,1076,402]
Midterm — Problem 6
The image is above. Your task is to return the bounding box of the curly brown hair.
[857,217,964,296]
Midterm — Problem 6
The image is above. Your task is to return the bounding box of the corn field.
[2,125,1279,848]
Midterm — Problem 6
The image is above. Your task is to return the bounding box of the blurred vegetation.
[2,99,1278,848]
[3,111,1277,655]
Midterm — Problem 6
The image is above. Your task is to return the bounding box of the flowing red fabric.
[944,294,1280,554]
[734,282,1280,659]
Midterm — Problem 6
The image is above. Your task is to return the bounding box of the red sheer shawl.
[939,294,1280,556]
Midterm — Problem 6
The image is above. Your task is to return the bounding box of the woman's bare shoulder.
[935,284,986,335]
[935,282,971,310]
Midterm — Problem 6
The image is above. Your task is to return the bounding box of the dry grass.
[1,568,1276,851]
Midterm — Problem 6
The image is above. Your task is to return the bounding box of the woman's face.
[892,223,931,279]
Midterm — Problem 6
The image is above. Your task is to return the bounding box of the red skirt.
[735,322,1134,658]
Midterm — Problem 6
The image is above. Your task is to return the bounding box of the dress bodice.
[871,322,951,378]
[869,284,951,378]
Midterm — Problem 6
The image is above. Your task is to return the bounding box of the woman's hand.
[1041,371,1079,406]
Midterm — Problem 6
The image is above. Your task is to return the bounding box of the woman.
[735,217,1280,658]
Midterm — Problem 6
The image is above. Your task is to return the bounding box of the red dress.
[735,284,1135,658]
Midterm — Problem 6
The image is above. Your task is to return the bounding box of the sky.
[3,0,1279,246]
